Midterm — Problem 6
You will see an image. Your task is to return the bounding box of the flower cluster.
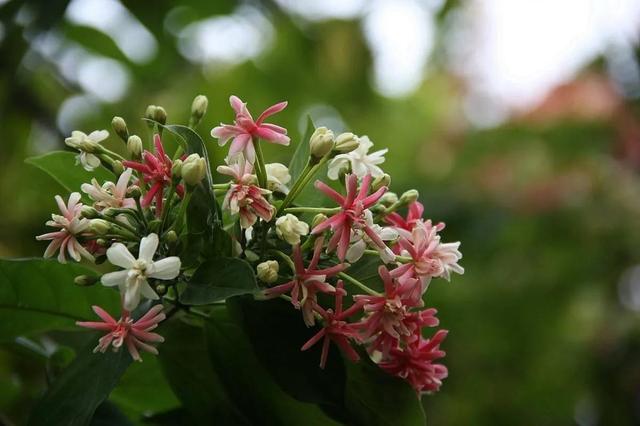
[36,94,463,396]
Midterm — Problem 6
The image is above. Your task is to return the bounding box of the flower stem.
[134,197,149,230]
[160,184,176,233]
[268,249,296,272]
[253,138,268,189]
[167,189,193,235]
[338,272,382,296]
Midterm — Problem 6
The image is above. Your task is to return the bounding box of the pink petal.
[254,127,290,145]
[314,180,344,205]
[255,101,287,124]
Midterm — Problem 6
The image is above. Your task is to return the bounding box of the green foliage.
[25,152,113,201]
[180,257,257,305]
[0,258,119,342]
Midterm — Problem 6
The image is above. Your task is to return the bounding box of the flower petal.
[101,270,128,287]
[106,243,136,269]
[139,233,159,263]
[148,257,181,280]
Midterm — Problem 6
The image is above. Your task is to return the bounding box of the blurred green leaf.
[157,317,250,425]
[289,115,315,183]
[0,258,120,342]
[29,339,132,426]
[345,356,426,426]
[25,151,113,200]
[204,307,341,425]
[180,257,256,305]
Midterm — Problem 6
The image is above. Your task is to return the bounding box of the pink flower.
[378,329,449,394]
[36,192,94,263]
[301,281,363,368]
[263,238,345,326]
[311,174,388,261]
[76,304,165,362]
[123,134,183,217]
[211,95,289,163]
[217,156,274,228]
[384,201,425,235]
[391,221,464,287]
[81,168,136,211]
[354,266,439,356]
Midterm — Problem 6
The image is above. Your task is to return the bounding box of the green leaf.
[227,297,346,410]
[0,258,120,342]
[180,257,256,305]
[289,115,315,183]
[25,151,113,200]
[204,308,341,426]
[28,338,133,426]
[345,357,427,426]
[157,317,250,425]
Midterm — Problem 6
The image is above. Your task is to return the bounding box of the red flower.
[76,304,165,362]
[354,266,438,356]
[384,201,425,234]
[123,134,183,217]
[379,329,448,394]
[301,281,363,368]
[311,174,388,261]
[263,237,345,326]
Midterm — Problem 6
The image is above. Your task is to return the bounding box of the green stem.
[253,138,267,189]
[277,156,330,216]
[134,197,149,230]
[338,272,381,296]
[268,249,296,272]
[212,183,231,190]
[173,145,184,161]
[168,190,193,235]
[160,184,176,233]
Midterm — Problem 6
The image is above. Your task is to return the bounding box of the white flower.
[65,130,109,171]
[101,233,181,311]
[275,214,309,245]
[81,168,135,211]
[257,260,279,283]
[265,163,291,194]
[345,210,398,264]
[327,136,387,180]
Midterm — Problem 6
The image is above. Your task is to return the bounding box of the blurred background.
[1,0,640,424]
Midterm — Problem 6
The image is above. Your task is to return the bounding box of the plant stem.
[134,197,149,230]
[268,249,296,272]
[338,272,381,296]
[253,138,267,189]
[167,189,193,235]
[160,184,176,233]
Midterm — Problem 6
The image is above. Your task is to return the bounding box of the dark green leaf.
[25,151,113,201]
[289,115,315,183]
[0,258,120,342]
[345,356,426,426]
[204,308,341,426]
[227,296,346,409]
[180,258,256,305]
[29,338,133,426]
[90,401,134,426]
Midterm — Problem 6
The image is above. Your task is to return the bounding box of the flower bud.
[89,219,111,235]
[111,116,129,142]
[74,274,98,286]
[275,214,309,245]
[312,213,328,229]
[154,106,167,125]
[165,230,178,244]
[81,206,100,219]
[155,284,167,296]
[379,191,398,207]
[172,159,183,178]
[334,132,359,153]
[145,105,157,127]
[182,153,207,186]
[191,95,208,125]
[112,160,124,175]
[372,173,391,191]
[257,260,279,284]
[96,238,108,247]
[400,189,419,204]
[101,207,118,218]
[127,185,141,199]
[127,135,143,160]
[309,127,334,159]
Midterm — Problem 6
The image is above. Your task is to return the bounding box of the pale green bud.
[334,132,359,153]
[309,126,335,159]
[112,160,124,175]
[154,106,167,125]
[257,260,279,284]
[89,219,111,235]
[191,95,208,125]
[172,159,183,178]
[312,213,328,229]
[127,135,143,160]
[181,153,207,186]
[81,206,100,219]
[126,185,141,199]
[111,116,129,142]
[400,189,419,204]
[379,192,399,207]
[74,275,98,286]
[372,173,391,191]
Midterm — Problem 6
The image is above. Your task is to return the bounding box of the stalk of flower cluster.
[277,154,332,215]
[253,137,268,189]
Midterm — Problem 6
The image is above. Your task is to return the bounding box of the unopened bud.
[309,127,335,159]
[165,230,178,244]
[155,284,167,296]
[81,206,100,219]
[257,260,279,284]
[89,219,111,235]
[334,132,359,153]
[154,106,167,125]
[74,275,98,286]
[181,153,206,186]
[400,189,419,204]
[191,95,208,125]
[372,173,391,191]
[127,185,141,198]
[312,213,328,229]
[112,160,124,175]
[172,159,183,178]
[379,192,398,207]
[145,105,157,127]
[127,135,143,160]
[96,238,108,247]
[111,116,129,142]
[275,214,309,245]
[148,219,161,233]
[101,208,118,218]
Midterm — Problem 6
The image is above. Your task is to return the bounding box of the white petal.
[139,281,160,300]
[139,234,159,263]
[88,129,109,142]
[149,257,181,280]
[106,243,136,269]
[101,270,128,287]
[123,283,141,311]
[327,157,349,180]
[346,240,366,263]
